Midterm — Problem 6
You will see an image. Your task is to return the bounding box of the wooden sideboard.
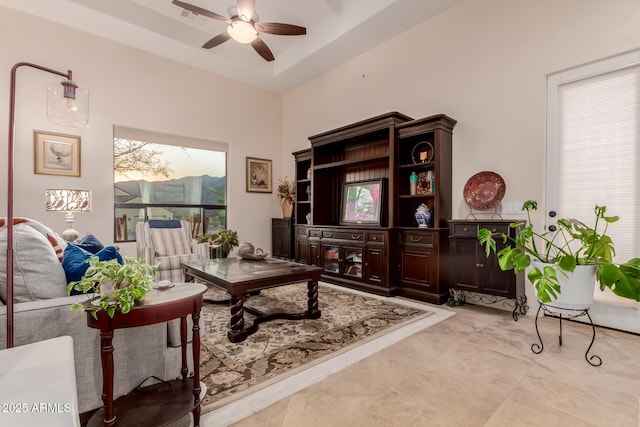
[448,220,527,319]
[294,112,456,303]
[296,225,393,296]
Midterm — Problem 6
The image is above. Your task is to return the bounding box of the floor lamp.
[5,62,88,348]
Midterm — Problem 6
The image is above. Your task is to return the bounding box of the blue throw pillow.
[62,243,124,294]
[75,233,104,254]
[148,219,181,229]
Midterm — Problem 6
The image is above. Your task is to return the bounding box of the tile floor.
[200,300,640,427]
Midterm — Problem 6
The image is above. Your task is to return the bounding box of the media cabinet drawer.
[322,231,364,241]
[366,232,385,244]
[400,232,435,247]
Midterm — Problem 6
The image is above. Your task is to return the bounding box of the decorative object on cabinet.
[34,131,81,176]
[463,171,506,216]
[416,171,433,195]
[447,220,527,320]
[411,141,434,164]
[409,172,418,195]
[5,62,89,349]
[340,179,385,226]
[278,175,295,218]
[414,203,432,228]
[282,200,294,218]
[246,157,272,193]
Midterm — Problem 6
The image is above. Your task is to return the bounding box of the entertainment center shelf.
[293,112,457,304]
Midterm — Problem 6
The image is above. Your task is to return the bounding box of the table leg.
[180,317,188,379]
[184,268,194,283]
[191,310,202,426]
[307,279,321,319]
[100,329,116,426]
[228,295,247,343]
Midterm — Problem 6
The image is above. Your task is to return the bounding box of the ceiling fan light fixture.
[227,19,257,44]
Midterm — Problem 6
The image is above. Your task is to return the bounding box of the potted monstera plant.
[478,200,640,311]
[68,256,157,318]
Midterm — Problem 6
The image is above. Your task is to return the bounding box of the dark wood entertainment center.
[292,112,456,304]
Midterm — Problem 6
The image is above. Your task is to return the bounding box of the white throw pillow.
[0,224,68,303]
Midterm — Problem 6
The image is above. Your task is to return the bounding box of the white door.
[546,49,640,333]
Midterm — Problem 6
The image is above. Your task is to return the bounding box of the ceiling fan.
[172,0,306,62]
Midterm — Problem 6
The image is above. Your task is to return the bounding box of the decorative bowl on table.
[237,242,269,260]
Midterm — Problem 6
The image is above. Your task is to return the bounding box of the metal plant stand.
[447,289,529,321]
[531,302,602,367]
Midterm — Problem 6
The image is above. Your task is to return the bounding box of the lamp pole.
[6,63,74,348]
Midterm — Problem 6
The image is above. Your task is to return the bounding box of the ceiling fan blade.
[202,32,231,49]
[251,38,275,62]
[257,23,306,36]
[172,0,229,21]
[236,0,256,21]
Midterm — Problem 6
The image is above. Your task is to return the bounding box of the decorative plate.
[412,141,434,164]
[463,171,506,211]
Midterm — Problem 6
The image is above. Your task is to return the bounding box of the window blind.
[552,60,640,305]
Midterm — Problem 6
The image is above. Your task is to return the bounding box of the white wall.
[0,6,284,256]
[281,0,640,308]
[2,1,640,310]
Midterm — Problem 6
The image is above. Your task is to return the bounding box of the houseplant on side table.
[68,256,157,318]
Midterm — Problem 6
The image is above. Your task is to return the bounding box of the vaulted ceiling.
[0,0,462,92]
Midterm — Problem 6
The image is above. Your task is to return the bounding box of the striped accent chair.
[136,220,208,283]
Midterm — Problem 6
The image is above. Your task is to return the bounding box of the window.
[113,126,228,242]
[546,49,640,331]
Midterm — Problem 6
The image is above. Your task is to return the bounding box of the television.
[340,179,385,226]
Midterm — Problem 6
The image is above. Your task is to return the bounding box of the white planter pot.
[531,261,596,314]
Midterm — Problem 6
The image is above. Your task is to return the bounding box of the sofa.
[0,219,200,414]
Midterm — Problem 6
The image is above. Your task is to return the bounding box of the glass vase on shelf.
[409,172,418,195]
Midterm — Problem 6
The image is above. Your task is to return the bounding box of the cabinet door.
[401,248,437,291]
[272,227,287,258]
[322,244,340,274]
[450,238,480,291]
[309,241,320,266]
[480,241,513,297]
[296,238,309,264]
[343,246,363,279]
[365,247,386,285]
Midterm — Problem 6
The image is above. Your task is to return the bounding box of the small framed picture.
[246,157,272,193]
[34,131,81,177]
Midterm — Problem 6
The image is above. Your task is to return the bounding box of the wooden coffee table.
[182,258,322,343]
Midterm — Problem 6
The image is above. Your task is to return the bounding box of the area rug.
[198,282,437,414]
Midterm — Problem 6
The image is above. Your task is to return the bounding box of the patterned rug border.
[203,301,434,412]
[200,282,456,422]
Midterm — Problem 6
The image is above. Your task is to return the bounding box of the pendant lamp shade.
[47,78,89,127]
